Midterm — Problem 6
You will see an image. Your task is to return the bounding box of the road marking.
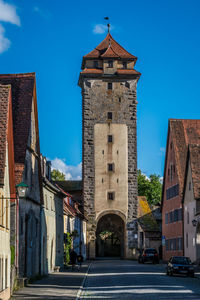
[76,262,92,300]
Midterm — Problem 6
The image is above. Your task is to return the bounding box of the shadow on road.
[81,260,200,299]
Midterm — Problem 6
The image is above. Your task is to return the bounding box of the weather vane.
[104,17,110,33]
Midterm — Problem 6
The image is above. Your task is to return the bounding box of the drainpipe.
[16,195,19,276]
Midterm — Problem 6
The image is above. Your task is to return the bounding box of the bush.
[11,245,15,265]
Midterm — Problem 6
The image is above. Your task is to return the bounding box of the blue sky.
[1,0,200,179]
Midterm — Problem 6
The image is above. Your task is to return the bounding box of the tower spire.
[104,17,110,34]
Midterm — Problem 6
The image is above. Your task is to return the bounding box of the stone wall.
[81,78,138,258]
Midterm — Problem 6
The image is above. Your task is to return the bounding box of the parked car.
[166,256,195,277]
[138,248,159,264]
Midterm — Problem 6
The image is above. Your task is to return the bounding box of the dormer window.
[108,61,113,68]
[123,61,127,69]
[94,60,98,68]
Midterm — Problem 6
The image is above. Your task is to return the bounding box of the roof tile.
[189,144,200,200]
[0,84,11,185]
[170,119,200,196]
[84,33,137,59]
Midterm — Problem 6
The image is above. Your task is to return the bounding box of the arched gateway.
[96,214,125,258]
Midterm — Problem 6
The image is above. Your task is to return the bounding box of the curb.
[76,262,92,300]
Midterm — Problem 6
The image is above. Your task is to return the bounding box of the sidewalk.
[11,263,89,300]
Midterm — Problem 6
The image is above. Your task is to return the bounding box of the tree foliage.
[137,170,162,205]
[51,169,65,181]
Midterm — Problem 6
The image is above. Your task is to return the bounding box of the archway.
[96,214,125,258]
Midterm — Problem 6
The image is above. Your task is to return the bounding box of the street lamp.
[16,182,29,198]
[192,219,198,227]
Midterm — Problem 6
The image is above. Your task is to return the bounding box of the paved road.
[11,264,89,300]
[80,260,200,299]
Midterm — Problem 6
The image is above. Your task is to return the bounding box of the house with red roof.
[183,144,200,263]
[40,156,66,274]
[0,73,43,281]
[162,119,200,261]
[0,84,15,300]
[56,181,87,260]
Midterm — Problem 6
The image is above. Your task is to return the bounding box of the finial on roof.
[104,17,110,34]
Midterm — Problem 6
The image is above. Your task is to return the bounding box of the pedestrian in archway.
[77,253,83,271]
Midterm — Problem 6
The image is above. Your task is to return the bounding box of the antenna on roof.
[104,17,110,34]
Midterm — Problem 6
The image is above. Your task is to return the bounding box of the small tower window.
[107,112,112,120]
[108,163,114,172]
[94,60,98,68]
[108,61,113,68]
[108,135,113,143]
[108,192,114,200]
[107,82,113,90]
[123,61,127,69]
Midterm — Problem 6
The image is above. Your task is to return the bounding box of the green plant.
[63,232,72,265]
[10,245,15,265]
[99,230,113,241]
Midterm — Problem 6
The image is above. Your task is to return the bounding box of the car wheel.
[190,273,194,278]
[166,270,169,276]
[170,270,173,276]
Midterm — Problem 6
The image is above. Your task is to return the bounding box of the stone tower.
[79,33,141,259]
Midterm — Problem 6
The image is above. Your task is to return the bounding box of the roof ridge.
[170,118,200,121]
[107,33,137,59]
[0,72,35,78]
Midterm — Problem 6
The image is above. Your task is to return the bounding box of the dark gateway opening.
[96,214,124,258]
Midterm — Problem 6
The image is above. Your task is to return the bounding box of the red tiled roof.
[170,119,200,196]
[189,144,200,200]
[81,68,103,74]
[0,85,11,185]
[81,68,141,76]
[84,33,137,60]
[0,73,35,167]
[117,69,141,75]
[101,45,119,58]
[64,201,76,217]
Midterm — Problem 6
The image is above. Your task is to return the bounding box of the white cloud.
[0,0,20,25]
[0,23,10,53]
[51,158,82,180]
[93,23,115,34]
[33,6,50,19]
[0,0,20,54]
[93,24,107,34]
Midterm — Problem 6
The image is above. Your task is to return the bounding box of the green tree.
[137,170,162,205]
[51,169,65,181]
